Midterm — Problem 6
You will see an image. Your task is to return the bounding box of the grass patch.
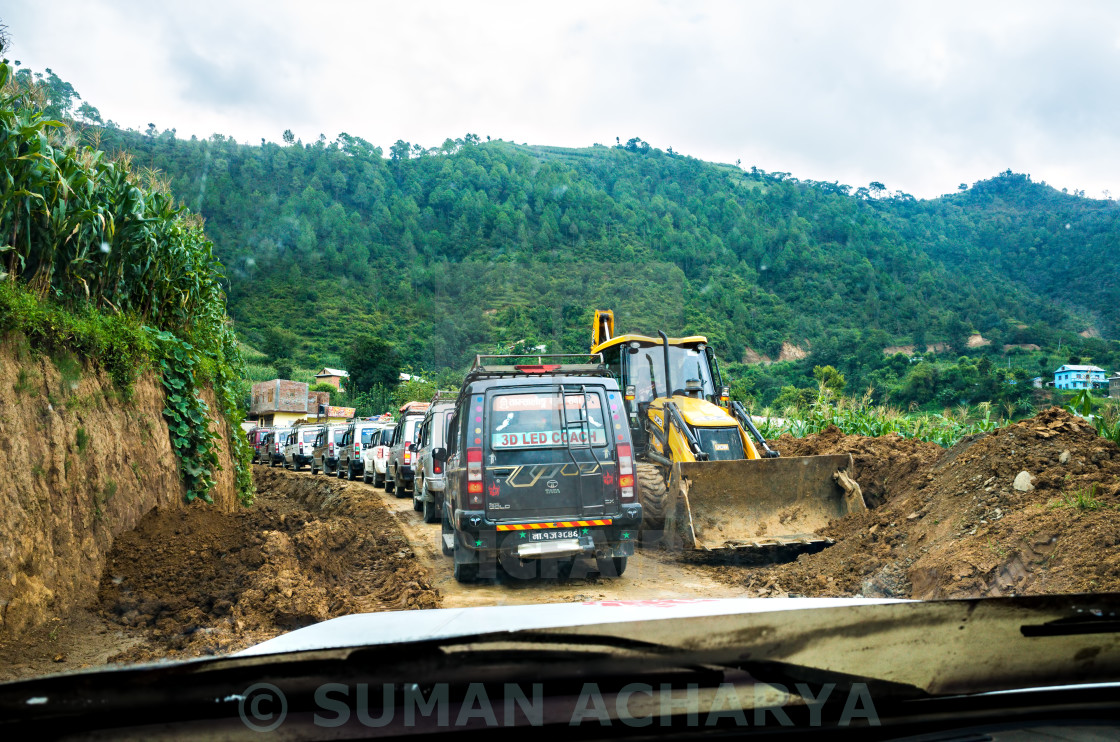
[13,367,38,396]
[75,426,90,455]
[1052,484,1104,511]
[51,350,83,395]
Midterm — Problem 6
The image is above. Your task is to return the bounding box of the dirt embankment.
[96,466,439,665]
[719,408,1120,599]
[0,335,238,639]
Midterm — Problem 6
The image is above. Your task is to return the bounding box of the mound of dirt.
[719,408,1120,600]
[98,467,440,663]
[770,427,943,507]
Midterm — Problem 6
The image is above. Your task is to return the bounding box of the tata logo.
[546,479,559,489]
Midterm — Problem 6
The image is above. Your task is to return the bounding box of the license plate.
[528,529,579,541]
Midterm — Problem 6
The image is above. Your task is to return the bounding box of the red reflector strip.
[496,519,613,531]
[514,364,561,373]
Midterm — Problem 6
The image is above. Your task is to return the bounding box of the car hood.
[238,597,905,656]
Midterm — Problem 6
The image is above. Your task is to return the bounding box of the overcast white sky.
[5,0,1119,199]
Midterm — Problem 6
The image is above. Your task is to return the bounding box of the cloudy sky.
[5,0,1119,199]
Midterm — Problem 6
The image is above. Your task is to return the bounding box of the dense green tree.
[345,335,401,392]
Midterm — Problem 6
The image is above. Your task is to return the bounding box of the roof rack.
[399,400,431,414]
[465,353,610,382]
[431,389,459,403]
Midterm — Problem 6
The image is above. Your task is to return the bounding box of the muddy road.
[0,463,754,681]
[5,407,1119,682]
[368,469,748,608]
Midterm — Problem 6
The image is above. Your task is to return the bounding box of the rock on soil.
[714,407,1120,599]
[97,467,440,664]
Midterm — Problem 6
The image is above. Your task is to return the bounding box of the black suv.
[436,355,642,583]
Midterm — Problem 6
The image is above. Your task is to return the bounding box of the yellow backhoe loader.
[591,310,866,552]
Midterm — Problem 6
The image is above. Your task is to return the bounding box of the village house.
[314,368,349,392]
[1052,364,1107,390]
[249,379,331,427]
[1110,375,1120,398]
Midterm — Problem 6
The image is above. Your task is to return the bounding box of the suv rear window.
[401,417,421,444]
[333,428,346,443]
[489,391,609,449]
[359,427,377,445]
[301,430,317,443]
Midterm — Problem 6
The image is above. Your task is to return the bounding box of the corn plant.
[1,61,252,505]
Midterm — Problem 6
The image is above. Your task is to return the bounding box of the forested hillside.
[98,127,1116,362]
[24,65,1118,405]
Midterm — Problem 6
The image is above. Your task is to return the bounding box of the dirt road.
[6,407,1118,683]
[367,471,750,608]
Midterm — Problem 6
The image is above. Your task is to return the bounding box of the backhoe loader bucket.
[669,454,865,551]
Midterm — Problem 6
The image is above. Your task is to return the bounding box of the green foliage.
[344,334,400,392]
[812,365,846,395]
[21,66,1120,421]
[147,328,220,502]
[0,281,150,393]
[309,381,337,393]
[755,390,1002,447]
[75,426,89,454]
[272,357,294,381]
[13,366,36,396]
[391,377,438,408]
[1055,484,1104,511]
[0,61,252,505]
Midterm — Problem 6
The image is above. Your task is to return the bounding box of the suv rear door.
[484,384,618,521]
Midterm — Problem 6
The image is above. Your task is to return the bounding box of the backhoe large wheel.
[636,462,670,546]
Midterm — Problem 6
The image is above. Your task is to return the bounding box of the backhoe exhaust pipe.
[658,330,672,398]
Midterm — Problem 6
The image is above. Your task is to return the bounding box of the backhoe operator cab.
[437,354,642,583]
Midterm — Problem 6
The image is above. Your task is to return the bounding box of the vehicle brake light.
[618,443,635,502]
[514,364,560,373]
[404,441,412,464]
[433,459,442,475]
[617,444,633,475]
[467,447,483,502]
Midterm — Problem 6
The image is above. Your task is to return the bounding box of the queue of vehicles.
[243,352,642,584]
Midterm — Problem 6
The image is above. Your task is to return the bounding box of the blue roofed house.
[1053,364,1107,390]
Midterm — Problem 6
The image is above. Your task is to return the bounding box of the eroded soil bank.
[711,407,1120,599]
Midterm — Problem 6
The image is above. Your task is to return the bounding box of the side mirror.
[408,443,419,452]
[432,447,447,462]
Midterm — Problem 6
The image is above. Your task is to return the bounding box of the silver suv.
[267,428,291,467]
[413,399,455,523]
[310,423,347,475]
[283,425,321,471]
[361,423,395,485]
[385,402,429,497]
[337,419,383,480]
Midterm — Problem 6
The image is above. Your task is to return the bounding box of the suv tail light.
[467,447,483,504]
[618,443,635,502]
[433,457,442,475]
[404,441,412,464]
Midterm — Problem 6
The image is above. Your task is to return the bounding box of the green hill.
[22,65,1117,406]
